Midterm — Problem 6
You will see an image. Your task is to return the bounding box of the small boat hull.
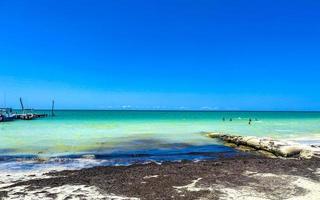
[0,115,15,122]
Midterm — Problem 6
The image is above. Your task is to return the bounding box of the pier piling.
[51,100,55,117]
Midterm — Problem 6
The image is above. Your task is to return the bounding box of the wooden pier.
[0,98,53,122]
[16,113,48,120]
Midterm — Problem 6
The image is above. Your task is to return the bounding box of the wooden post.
[3,92,6,108]
[51,100,55,116]
[20,97,24,113]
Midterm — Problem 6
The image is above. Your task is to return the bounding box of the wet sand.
[1,155,320,200]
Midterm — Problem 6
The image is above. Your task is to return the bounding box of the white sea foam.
[0,158,141,200]
[0,157,112,190]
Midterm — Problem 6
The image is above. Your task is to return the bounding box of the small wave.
[275,129,292,132]
[0,144,238,171]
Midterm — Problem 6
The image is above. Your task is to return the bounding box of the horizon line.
[6,108,320,112]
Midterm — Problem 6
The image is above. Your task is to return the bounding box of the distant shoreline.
[8,109,320,112]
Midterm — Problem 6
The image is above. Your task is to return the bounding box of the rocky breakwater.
[206,133,319,159]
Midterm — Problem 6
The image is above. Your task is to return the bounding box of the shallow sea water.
[1,110,319,170]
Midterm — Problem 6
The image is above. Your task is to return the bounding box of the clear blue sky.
[0,0,320,110]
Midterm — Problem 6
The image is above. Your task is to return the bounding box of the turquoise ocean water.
[1,111,320,169]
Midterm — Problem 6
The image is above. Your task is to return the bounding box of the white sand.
[2,184,140,200]
[174,178,206,192]
[173,169,320,200]
[143,175,159,179]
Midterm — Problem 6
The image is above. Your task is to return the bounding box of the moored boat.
[0,108,16,122]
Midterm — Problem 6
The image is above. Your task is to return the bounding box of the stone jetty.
[206,132,319,159]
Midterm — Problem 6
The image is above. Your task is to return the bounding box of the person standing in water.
[249,118,252,125]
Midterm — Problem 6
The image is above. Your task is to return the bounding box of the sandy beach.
[1,155,320,200]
